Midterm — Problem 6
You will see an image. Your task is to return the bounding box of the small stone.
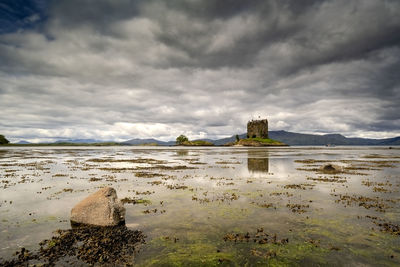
[71,187,125,226]
[321,164,341,174]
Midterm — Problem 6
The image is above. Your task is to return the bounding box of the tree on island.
[176,135,188,145]
[235,134,240,142]
[0,135,10,144]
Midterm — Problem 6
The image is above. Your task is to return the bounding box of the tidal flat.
[0,146,399,266]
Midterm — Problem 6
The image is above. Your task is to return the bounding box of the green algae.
[140,240,236,267]
[140,235,336,267]
[295,217,400,265]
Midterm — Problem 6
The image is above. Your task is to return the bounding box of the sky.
[0,0,399,143]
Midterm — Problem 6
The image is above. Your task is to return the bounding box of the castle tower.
[247,119,268,139]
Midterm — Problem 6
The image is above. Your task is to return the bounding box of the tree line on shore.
[0,135,9,144]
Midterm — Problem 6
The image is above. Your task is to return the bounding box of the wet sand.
[0,146,399,266]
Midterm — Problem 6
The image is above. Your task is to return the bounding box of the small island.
[231,118,287,146]
[235,137,287,146]
[175,135,214,146]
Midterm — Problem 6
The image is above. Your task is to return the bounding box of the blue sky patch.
[0,0,48,34]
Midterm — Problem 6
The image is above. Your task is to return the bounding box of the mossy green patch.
[247,138,282,144]
[141,238,236,267]
[236,138,287,146]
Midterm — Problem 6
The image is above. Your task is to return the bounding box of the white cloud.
[0,0,399,143]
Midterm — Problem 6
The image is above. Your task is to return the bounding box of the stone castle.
[247,118,268,139]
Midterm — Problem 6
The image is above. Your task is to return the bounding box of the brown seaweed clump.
[223,228,289,245]
[366,215,400,235]
[0,225,145,266]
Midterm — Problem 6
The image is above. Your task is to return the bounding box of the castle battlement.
[247,119,268,139]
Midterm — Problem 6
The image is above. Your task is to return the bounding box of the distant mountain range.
[15,131,400,146]
[120,138,175,146]
[16,140,31,144]
[269,131,400,146]
[121,131,400,146]
[15,139,113,144]
[54,139,106,144]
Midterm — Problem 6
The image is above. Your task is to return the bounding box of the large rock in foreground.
[71,187,125,226]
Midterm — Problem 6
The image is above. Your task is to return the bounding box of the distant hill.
[54,139,105,144]
[121,138,175,146]
[211,134,247,146]
[376,136,400,146]
[268,131,400,146]
[16,140,31,144]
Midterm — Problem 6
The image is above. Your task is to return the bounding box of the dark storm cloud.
[140,0,400,72]
[0,0,399,142]
[47,0,141,32]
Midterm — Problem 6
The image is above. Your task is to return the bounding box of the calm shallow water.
[0,146,399,266]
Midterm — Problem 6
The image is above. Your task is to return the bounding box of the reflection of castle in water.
[247,151,269,174]
[176,150,189,156]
